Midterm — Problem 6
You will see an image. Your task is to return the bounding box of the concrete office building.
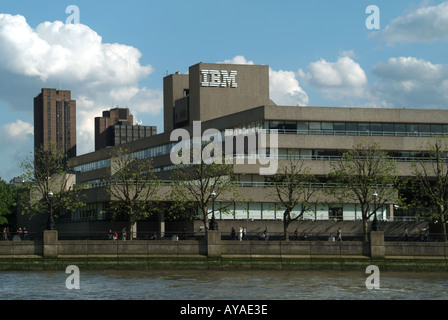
[34,88,77,157]
[94,107,157,150]
[48,62,448,232]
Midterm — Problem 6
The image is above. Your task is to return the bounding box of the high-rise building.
[33,88,77,158]
[94,107,156,151]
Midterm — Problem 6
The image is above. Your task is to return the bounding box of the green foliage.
[0,179,17,225]
[411,137,448,241]
[328,141,399,241]
[169,144,239,229]
[105,147,160,238]
[269,157,317,240]
[19,144,85,219]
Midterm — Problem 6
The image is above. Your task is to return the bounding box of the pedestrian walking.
[263,227,269,241]
[239,226,243,241]
[404,228,409,241]
[337,227,342,242]
[231,227,236,240]
[243,226,248,240]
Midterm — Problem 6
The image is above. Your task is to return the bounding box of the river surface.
[1,269,447,300]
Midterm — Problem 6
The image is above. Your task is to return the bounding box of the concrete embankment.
[0,230,447,271]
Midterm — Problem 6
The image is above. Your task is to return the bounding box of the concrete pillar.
[207,230,221,258]
[43,230,58,258]
[370,231,385,259]
[388,204,394,221]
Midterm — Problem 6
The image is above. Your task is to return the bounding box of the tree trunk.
[127,208,134,241]
[283,210,290,241]
[363,219,369,243]
[441,211,447,242]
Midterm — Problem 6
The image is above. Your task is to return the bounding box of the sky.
[0,0,447,181]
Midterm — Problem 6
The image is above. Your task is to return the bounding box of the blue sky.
[0,0,447,181]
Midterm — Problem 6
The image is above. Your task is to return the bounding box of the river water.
[1,269,447,300]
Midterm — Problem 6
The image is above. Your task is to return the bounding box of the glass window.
[321,122,333,134]
[234,203,248,219]
[283,121,297,132]
[262,203,277,220]
[431,124,443,136]
[248,202,262,220]
[407,124,419,136]
[383,123,394,136]
[309,122,321,133]
[443,125,448,135]
[394,123,406,136]
[269,121,282,130]
[333,122,345,134]
[419,124,431,136]
[358,123,370,135]
[370,123,382,135]
[219,202,234,219]
[298,149,311,159]
[297,122,308,134]
[346,122,358,134]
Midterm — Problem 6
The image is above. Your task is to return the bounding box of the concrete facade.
[32,62,448,231]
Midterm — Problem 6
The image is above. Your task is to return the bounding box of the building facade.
[60,62,448,228]
[95,107,156,150]
[34,88,77,157]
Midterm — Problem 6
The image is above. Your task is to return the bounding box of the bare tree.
[329,142,399,242]
[106,147,160,240]
[269,157,317,240]
[411,137,448,241]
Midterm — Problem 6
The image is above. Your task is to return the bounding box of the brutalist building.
[37,62,448,236]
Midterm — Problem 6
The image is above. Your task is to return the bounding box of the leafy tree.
[19,145,85,230]
[0,179,17,226]
[269,157,317,240]
[106,147,160,240]
[169,141,239,231]
[329,142,399,242]
[411,137,448,241]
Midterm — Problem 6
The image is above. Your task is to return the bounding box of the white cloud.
[371,56,448,108]
[0,119,33,143]
[219,55,308,106]
[0,14,162,156]
[219,55,254,65]
[298,55,369,103]
[380,1,448,43]
[0,119,34,180]
[269,69,308,106]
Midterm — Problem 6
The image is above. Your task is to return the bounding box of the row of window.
[74,119,447,173]
[266,121,448,137]
[74,159,110,173]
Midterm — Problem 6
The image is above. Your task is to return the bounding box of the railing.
[0,232,42,241]
[1,230,446,243]
[269,128,446,138]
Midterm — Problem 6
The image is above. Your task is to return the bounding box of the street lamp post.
[47,191,55,230]
[209,191,218,230]
[371,190,379,231]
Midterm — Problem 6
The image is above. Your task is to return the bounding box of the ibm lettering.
[201,70,238,88]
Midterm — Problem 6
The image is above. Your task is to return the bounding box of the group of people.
[107,227,127,240]
[2,227,29,240]
[230,226,270,241]
[230,226,249,241]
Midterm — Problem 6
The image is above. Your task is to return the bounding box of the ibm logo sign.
[200,70,238,88]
